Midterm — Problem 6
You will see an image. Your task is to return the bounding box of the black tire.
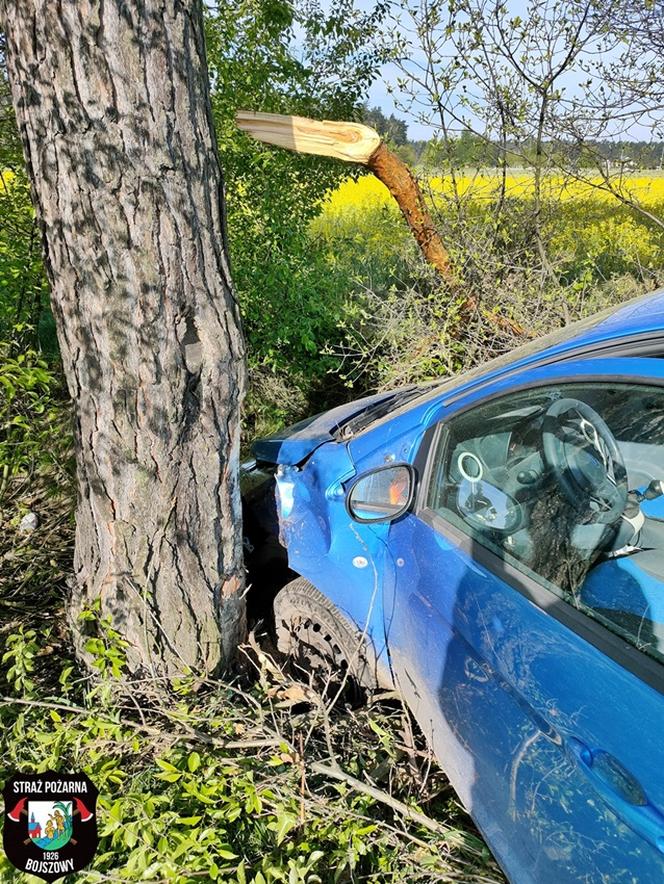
[273,577,377,703]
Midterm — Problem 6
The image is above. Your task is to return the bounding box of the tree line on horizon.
[363,105,664,172]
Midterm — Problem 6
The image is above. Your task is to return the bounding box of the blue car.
[242,289,664,883]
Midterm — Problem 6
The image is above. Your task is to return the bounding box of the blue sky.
[315,0,657,143]
[332,0,531,140]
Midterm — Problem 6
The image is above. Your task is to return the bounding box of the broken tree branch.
[235,111,381,163]
[235,110,456,286]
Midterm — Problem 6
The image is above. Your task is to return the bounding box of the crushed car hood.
[251,389,408,466]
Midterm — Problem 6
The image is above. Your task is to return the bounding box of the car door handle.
[568,737,664,855]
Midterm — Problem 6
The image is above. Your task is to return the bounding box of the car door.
[384,358,664,883]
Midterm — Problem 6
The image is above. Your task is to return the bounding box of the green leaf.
[187,751,201,773]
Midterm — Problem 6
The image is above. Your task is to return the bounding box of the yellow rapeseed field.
[320,171,664,216]
[312,172,664,283]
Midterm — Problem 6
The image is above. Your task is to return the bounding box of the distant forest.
[363,105,664,171]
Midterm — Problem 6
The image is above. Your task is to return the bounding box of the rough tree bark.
[1,0,246,676]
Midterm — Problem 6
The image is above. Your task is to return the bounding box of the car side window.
[426,382,664,666]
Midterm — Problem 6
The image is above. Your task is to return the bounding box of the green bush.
[0,172,53,353]
[0,345,71,493]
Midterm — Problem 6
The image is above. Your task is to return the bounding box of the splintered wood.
[235,111,381,164]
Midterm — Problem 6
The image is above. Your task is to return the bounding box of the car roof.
[578,287,664,341]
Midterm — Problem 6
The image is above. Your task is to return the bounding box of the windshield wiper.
[332,386,427,440]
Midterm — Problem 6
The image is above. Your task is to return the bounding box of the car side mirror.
[347,464,414,523]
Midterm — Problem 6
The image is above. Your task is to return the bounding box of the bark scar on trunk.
[181,309,203,375]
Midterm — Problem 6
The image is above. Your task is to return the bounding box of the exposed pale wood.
[236,110,456,285]
[2,0,246,676]
[236,111,381,164]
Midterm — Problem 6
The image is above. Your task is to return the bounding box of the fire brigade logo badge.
[3,771,98,882]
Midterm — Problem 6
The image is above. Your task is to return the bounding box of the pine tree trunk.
[1,0,246,676]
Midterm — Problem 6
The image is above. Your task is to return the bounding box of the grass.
[0,358,504,882]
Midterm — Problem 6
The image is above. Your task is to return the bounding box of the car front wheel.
[273,577,377,704]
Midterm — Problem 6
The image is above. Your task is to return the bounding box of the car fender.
[274,441,397,685]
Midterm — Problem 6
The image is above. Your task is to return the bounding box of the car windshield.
[337,291,659,440]
[334,386,427,439]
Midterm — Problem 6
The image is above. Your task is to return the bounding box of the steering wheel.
[542,398,628,524]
